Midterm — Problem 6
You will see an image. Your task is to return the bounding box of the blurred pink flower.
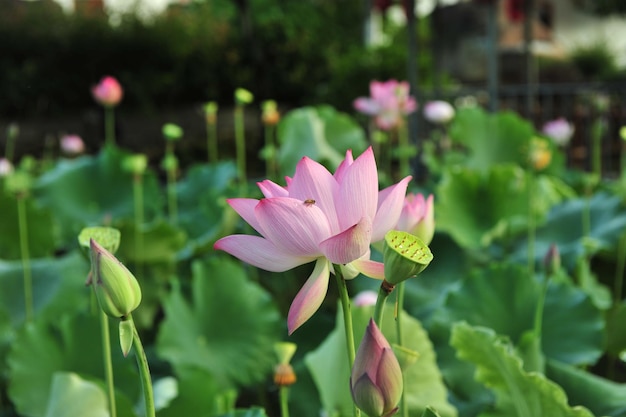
[214,147,411,333]
[542,118,574,147]
[423,101,455,125]
[354,80,417,130]
[60,134,85,155]
[353,290,378,307]
[0,158,13,177]
[396,193,434,245]
[351,319,402,417]
[92,76,123,107]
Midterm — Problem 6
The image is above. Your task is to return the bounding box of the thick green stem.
[615,233,626,305]
[234,106,247,194]
[527,171,536,277]
[265,125,278,181]
[395,281,408,417]
[105,107,116,147]
[592,119,603,178]
[373,280,394,329]
[133,175,145,278]
[208,121,218,163]
[333,266,361,417]
[279,386,290,417]
[100,311,117,417]
[17,196,33,322]
[130,316,155,417]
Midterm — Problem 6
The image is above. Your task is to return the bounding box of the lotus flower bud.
[351,319,403,417]
[542,118,574,147]
[92,76,123,107]
[383,230,433,285]
[60,134,85,156]
[354,290,378,307]
[544,243,561,275]
[235,88,254,105]
[162,123,184,142]
[396,193,434,245]
[89,238,142,319]
[262,100,280,126]
[423,101,455,125]
[0,158,13,177]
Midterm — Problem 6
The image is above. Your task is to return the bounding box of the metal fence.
[417,82,626,176]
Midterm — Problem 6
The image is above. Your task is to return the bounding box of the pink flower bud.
[424,101,455,125]
[396,193,435,245]
[353,290,378,307]
[92,76,123,107]
[542,118,574,147]
[0,158,13,177]
[351,319,403,417]
[60,134,85,156]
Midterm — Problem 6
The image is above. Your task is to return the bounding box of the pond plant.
[1,77,626,417]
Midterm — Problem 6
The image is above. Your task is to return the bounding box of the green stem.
[615,233,626,305]
[166,143,178,224]
[398,123,410,179]
[105,107,116,147]
[133,174,145,278]
[5,132,15,162]
[333,265,361,417]
[208,121,218,163]
[17,196,33,322]
[279,386,290,417]
[592,119,603,178]
[395,281,408,417]
[373,280,394,329]
[527,170,536,277]
[130,315,155,417]
[265,125,277,181]
[100,311,117,417]
[234,106,247,194]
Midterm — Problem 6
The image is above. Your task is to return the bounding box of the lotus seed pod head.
[7,122,19,140]
[262,100,281,125]
[92,76,123,107]
[620,126,626,141]
[123,154,148,176]
[90,238,142,319]
[78,227,121,258]
[162,123,184,141]
[351,319,402,417]
[235,88,254,105]
[204,101,218,115]
[383,230,433,285]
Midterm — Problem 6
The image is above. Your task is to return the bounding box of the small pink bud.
[60,134,85,156]
[354,290,378,307]
[542,118,574,147]
[424,101,455,124]
[351,319,403,417]
[92,76,123,107]
[396,193,435,245]
[0,158,13,177]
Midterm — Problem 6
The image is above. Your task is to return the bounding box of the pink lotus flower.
[353,290,378,307]
[92,76,123,107]
[60,134,85,155]
[396,193,434,245]
[423,101,455,125]
[542,118,574,147]
[214,147,411,333]
[354,80,417,130]
[351,319,403,417]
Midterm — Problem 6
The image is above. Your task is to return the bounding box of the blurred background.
[2,0,626,174]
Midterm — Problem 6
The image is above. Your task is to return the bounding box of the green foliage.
[156,256,282,388]
[450,322,595,417]
[277,105,368,176]
[569,39,619,81]
[43,372,109,417]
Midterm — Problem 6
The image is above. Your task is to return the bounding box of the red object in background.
[374,0,393,12]
[506,0,525,21]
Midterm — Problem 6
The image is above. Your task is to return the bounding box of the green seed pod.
[383,230,433,285]
[234,88,254,105]
[90,238,142,319]
[162,123,184,141]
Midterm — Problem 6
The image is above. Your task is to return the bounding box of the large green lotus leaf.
[447,107,535,172]
[156,256,281,387]
[43,372,109,417]
[0,188,56,259]
[7,312,138,417]
[509,192,626,269]
[0,251,89,326]
[305,304,457,417]
[450,322,595,417]
[546,359,626,417]
[157,366,233,417]
[214,408,268,417]
[436,165,535,249]
[116,219,187,265]
[175,162,239,258]
[433,263,604,366]
[277,105,367,176]
[34,145,163,246]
